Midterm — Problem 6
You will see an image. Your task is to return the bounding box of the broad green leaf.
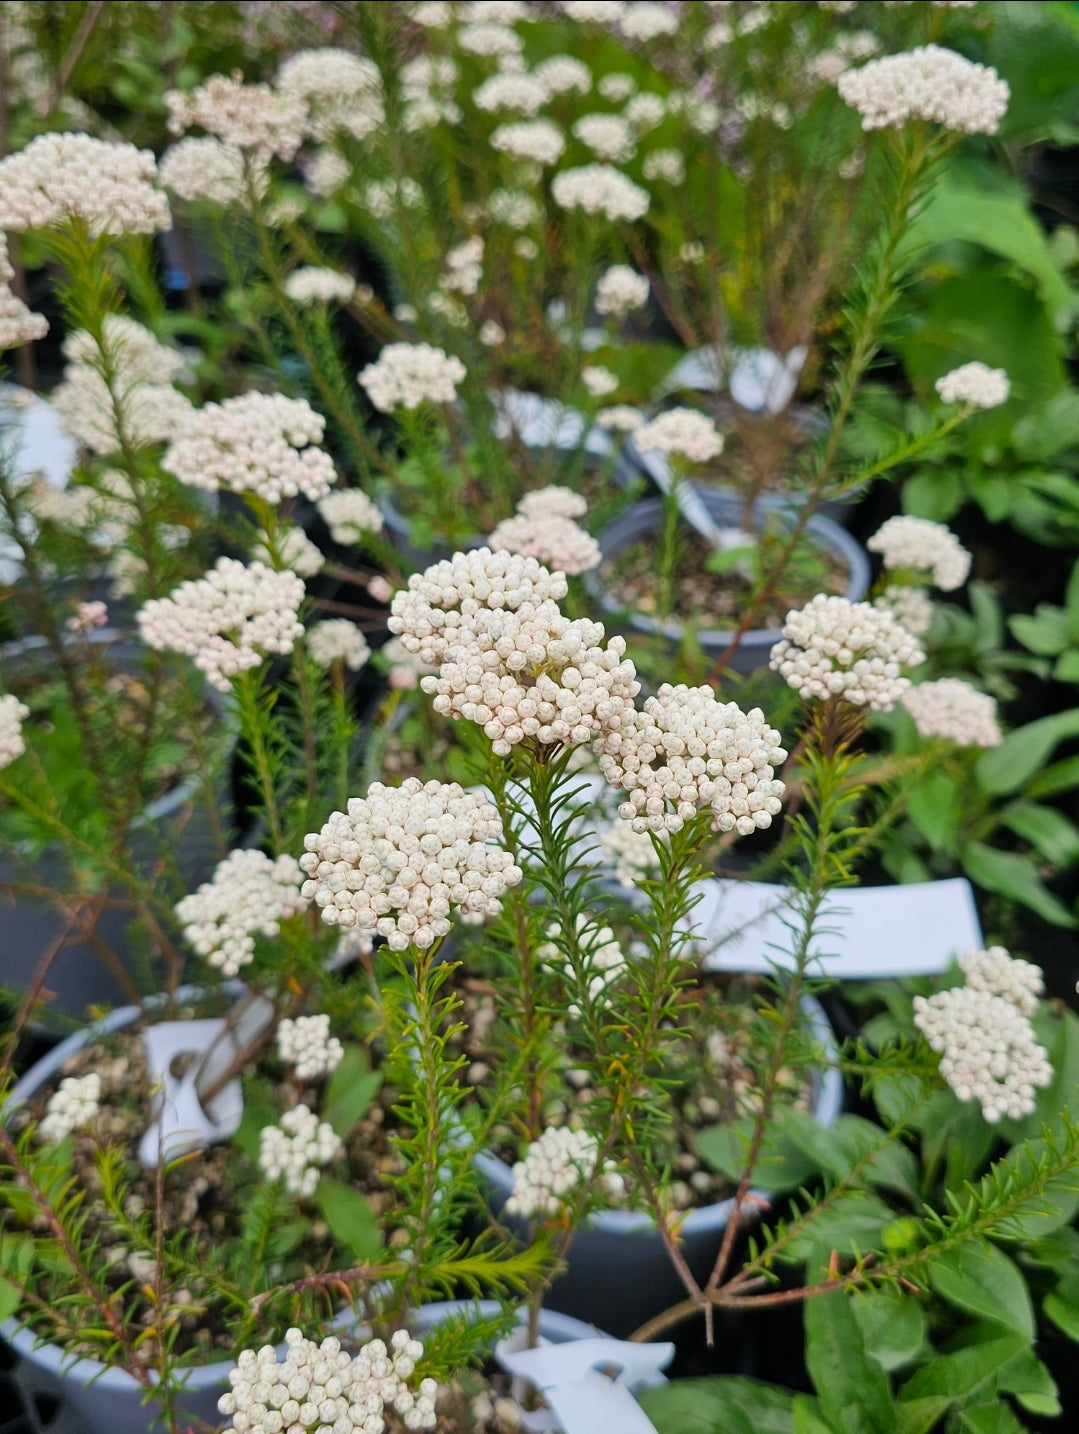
[999,802,1079,868]
[694,1112,818,1191]
[805,1291,895,1434]
[784,1114,920,1202]
[792,1396,834,1434]
[1044,1290,1079,1341]
[900,1335,1027,1404]
[1024,753,1079,798]
[1009,608,1071,656]
[927,1240,1034,1338]
[851,1292,928,1372]
[907,774,960,854]
[1054,650,1079,683]
[959,843,1077,928]
[957,1405,1028,1434]
[0,1276,19,1321]
[324,1045,381,1139]
[902,469,962,524]
[638,1377,793,1434]
[313,1177,383,1261]
[1014,392,1079,464]
[784,1192,896,1262]
[895,1398,951,1434]
[977,709,1079,795]
[997,1347,1060,1417]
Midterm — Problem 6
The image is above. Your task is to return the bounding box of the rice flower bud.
[283,267,357,307]
[582,365,619,397]
[505,1126,625,1218]
[158,137,249,205]
[551,164,650,222]
[275,1015,344,1081]
[305,147,351,198]
[175,850,307,975]
[276,48,383,142]
[164,393,336,503]
[317,489,384,545]
[572,113,636,164]
[486,514,601,575]
[306,620,371,671]
[867,515,971,591]
[875,585,933,638]
[0,694,30,769]
[458,21,523,56]
[596,683,786,835]
[358,342,466,412]
[913,986,1051,1123]
[0,133,170,236]
[770,594,924,711]
[633,408,724,463]
[490,118,566,165]
[596,404,644,431]
[0,236,47,349]
[532,54,592,95]
[517,486,588,521]
[837,44,1009,135]
[537,914,627,1013]
[440,236,484,296]
[39,1074,101,1143]
[935,362,1010,409]
[959,946,1044,1017]
[901,678,1002,748]
[299,779,522,947]
[137,558,306,692]
[165,74,307,159]
[258,1105,342,1197]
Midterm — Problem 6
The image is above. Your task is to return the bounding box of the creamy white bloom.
[66,601,109,636]
[634,408,725,463]
[283,266,357,306]
[913,986,1051,1123]
[457,20,523,55]
[533,54,592,95]
[440,236,484,295]
[552,164,650,222]
[491,119,566,165]
[304,147,351,198]
[359,342,466,411]
[643,148,686,184]
[317,488,384,544]
[411,0,451,23]
[620,2,679,39]
[0,235,47,349]
[538,914,627,1012]
[164,393,336,503]
[488,187,542,227]
[363,175,423,219]
[0,133,170,235]
[517,486,588,521]
[276,47,383,141]
[300,778,522,946]
[599,73,636,102]
[165,74,307,159]
[401,53,461,130]
[39,1074,101,1143]
[253,525,324,579]
[572,113,637,163]
[307,619,371,671]
[175,849,307,975]
[837,45,1009,135]
[625,91,667,132]
[868,515,971,591]
[959,946,1043,1018]
[138,558,306,692]
[506,1126,624,1217]
[935,362,1010,409]
[562,1,626,21]
[594,263,650,316]
[474,71,548,115]
[486,514,602,575]
[218,1329,437,1433]
[770,594,925,711]
[875,585,933,638]
[0,695,29,770]
[480,319,506,346]
[258,1104,342,1196]
[901,678,1002,748]
[158,137,248,205]
[582,364,619,397]
[275,1014,344,1081]
[600,817,662,888]
[596,404,644,431]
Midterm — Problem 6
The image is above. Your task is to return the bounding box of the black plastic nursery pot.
[587,489,871,678]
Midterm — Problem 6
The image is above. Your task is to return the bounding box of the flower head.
[935,362,1010,409]
[837,45,1009,134]
[517,486,588,521]
[572,113,636,163]
[0,133,170,235]
[634,408,724,464]
[533,54,592,95]
[39,1074,101,1144]
[487,513,601,575]
[359,342,466,411]
[913,987,1051,1123]
[770,594,925,711]
[166,74,307,159]
[506,1126,624,1218]
[307,619,371,670]
[253,525,324,578]
[164,393,336,503]
[276,1015,344,1081]
[959,946,1044,1017]
[175,850,307,975]
[276,47,383,141]
[258,1105,342,1196]
[490,118,566,165]
[158,137,248,205]
[0,694,29,770]
[867,516,971,591]
[552,163,649,222]
[283,266,357,307]
[901,678,1002,748]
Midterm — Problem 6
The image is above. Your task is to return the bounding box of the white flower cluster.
[307,148,352,198]
[506,1126,624,1218]
[277,48,384,141]
[488,491,600,576]
[165,393,336,504]
[283,267,357,307]
[620,1,679,39]
[533,54,592,95]
[299,778,522,947]
[582,364,619,397]
[0,133,170,236]
[275,1014,344,1081]
[837,45,1009,135]
[867,515,971,591]
[458,20,523,56]
[626,91,667,132]
[158,137,248,205]
[475,71,548,115]
[901,678,1002,748]
[562,1,624,22]
[258,1104,342,1197]
[307,620,371,671]
[538,914,627,1012]
[253,525,324,578]
[573,113,636,163]
[388,548,569,666]
[219,1329,437,1434]
[935,362,1011,409]
[440,236,484,296]
[643,148,686,184]
[914,948,1052,1123]
[488,187,542,228]
[770,595,925,711]
[491,118,566,165]
[596,404,644,431]
[175,849,307,975]
[875,584,933,638]
[633,407,725,464]
[0,236,47,350]
[0,691,29,766]
[518,486,588,521]
[596,683,786,835]
[359,342,466,412]
[401,54,461,131]
[315,489,383,547]
[599,817,661,888]
[39,1073,102,1144]
[960,946,1044,1017]
[138,558,306,692]
[551,164,650,222]
[166,74,307,159]
[599,74,636,102]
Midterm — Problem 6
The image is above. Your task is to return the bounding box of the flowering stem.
[233,669,286,854]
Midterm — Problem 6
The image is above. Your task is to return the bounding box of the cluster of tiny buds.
[165,74,307,160]
[868,516,971,591]
[596,683,786,835]
[875,585,933,638]
[299,778,522,948]
[573,113,637,164]
[317,489,384,545]
[958,946,1043,1016]
[258,1104,342,1197]
[837,45,1009,135]
[770,594,925,712]
[633,407,724,464]
[506,1125,625,1219]
[275,1015,344,1081]
[358,342,466,412]
[551,163,650,222]
[284,267,358,307]
[39,1073,102,1144]
[158,136,249,206]
[490,118,565,165]
[0,133,171,236]
[0,236,47,349]
[0,694,30,770]
[66,601,109,636]
[901,678,1002,748]
[307,620,372,671]
[254,526,324,579]
[935,362,1011,410]
[516,486,587,522]
[487,490,600,575]
[175,850,307,976]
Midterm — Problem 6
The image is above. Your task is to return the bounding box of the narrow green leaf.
[1025,753,1079,798]
[977,709,1079,795]
[0,1275,21,1321]
[805,1292,896,1434]
[927,1240,1035,1338]
[1044,1291,1079,1341]
[900,1336,1027,1403]
[792,1395,835,1434]
[895,1397,951,1434]
[959,843,1077,928]
[999,802,1079,867]
[313,1177,383,1261]
[324,1046,382,1139]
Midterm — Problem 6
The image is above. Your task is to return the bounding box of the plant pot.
[586,489,870,677]
[474,992,843,1340]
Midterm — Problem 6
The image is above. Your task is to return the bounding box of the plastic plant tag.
[495,1336,673,1434]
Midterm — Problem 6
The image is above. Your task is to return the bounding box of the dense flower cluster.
[52,318,191,454]
[538,914,627,1012]
[551,163,649,221]
[0,236,47,349]
[475,71,548,115]
[316,491,383,547]
[620,1,679,39]
[643,148,686,184]
[0,695,30,770]
[307,619,371,670]
[440,236,484,295]
[633,407,725,463]
[253,525,324,578]
[875,584,933,638]
[275,1015,344,1081]
[175,849,307,975]
[867,515,971,590]
[458,20,523,55]
[582,364,619,397]
[488,187,542,228]
[770,595,925,711]
[219,1329,437,1434]
[158,137,248,205]
[306,148,351,197]
[164,393,335,503]
[138,558,306,691]
[299,778,522,946]
[837,45,1009,134]
[562,1,625,22]
[596,683,786,835]
[573,113,636,163]
[596,404,644,431]
[599,817,661,888]
[490,118,566,164]
[359,342,466,411]
[959,946,1044,1017]
[39,1074,101,1144]
[283,266,357,306]
[935,362,1011,409]
[533,54,592,95]
[258,1104,342,1196]
[505,1126,624,1218]
[276,47,384,141]
[488,491,600,575]
[165,74,307,159]
[901,678,1002,748]
[0,133,170,235]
